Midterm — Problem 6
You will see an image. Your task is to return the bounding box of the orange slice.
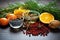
[39,12,54,24]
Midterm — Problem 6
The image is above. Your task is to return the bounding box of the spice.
[23,22,50,36]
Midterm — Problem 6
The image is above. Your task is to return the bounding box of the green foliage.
[0,2,23,18]
[23,0,39,10]
[0,0,60,20]
[23,0,60,20]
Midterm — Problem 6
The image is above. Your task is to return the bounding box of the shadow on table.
[50,28,60,33]
[0,24,9,29]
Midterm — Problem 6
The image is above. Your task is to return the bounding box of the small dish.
[24,10,40,23]
[9,19,23,29]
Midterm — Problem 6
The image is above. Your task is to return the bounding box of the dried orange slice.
[14,8,30,19]
[39,12,54,24]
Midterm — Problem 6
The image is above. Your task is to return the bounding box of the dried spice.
[23,22,50,36]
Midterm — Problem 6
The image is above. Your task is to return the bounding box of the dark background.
[0,0,60,40]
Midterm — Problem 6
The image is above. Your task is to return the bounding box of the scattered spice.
[23,22,50,36]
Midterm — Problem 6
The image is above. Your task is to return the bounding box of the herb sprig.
[0,0,60,20]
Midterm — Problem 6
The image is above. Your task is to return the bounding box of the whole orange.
[6,13,17,20]
[0,18,9,26]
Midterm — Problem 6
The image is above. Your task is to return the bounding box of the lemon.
[39,12,54,24]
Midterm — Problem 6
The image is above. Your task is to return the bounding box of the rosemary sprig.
[0,0,60,20]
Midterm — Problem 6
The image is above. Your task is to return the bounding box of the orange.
[39,12,54,24]
[0,18,9,26]
[6,13,17,20]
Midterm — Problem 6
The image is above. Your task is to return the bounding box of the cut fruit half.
[39,12,54,24]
